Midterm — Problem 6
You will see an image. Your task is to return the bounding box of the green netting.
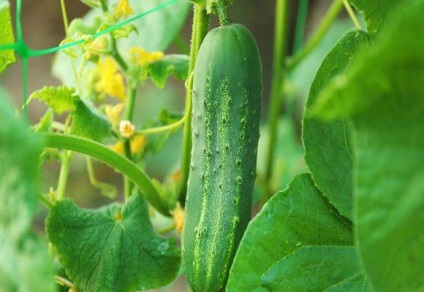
[0,0,179,118]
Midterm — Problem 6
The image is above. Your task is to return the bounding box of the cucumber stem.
[265,0,289,197]
[179,3,210,204]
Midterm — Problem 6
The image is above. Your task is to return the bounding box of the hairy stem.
[179,3,210,203]
[43,133,170,216]
[56,151,73,200]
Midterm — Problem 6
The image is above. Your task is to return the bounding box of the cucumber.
[182,23,262,291]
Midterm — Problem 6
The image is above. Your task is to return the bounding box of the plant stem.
[342,0,362,30]
[287,0,344,70]
[56,151,73,200]
[179,3,210,202]
[124,87,137,121]
[59,0,70,33]
[264,0,289,196]
[111,39,128,72]
[122,86,137,198]
[158,223,176,234]
[43,133,170,216]
[137,103,189,135]
[293,0,309,54]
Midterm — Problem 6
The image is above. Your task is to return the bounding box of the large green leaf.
[261,246,369,291]
[0,89,55,292]
[314,0,424,290]
[349,0,405,34]
[46,193,181,291]
[226,173,353,291]
[303,30,369,220]
[0,1,16,73]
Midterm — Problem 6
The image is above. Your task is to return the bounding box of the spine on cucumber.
[182,23,262,291]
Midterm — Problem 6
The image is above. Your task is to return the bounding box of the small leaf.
[78,0,102,8]
[227,173,353,291]
[33,109,54,133]
[46,193,181,292]
[349,0,403,34]
[110,24,137,39]
[71,99,111,142]
[0,1,17,73]
[147,54,189,88]
[29,86,78,114]
[261,246,369,291]
[303,29,369,220]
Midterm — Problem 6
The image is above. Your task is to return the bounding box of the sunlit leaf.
[29,86,78,114]
[0,1,16,73]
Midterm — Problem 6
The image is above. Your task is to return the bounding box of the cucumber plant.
[1,0,424,291]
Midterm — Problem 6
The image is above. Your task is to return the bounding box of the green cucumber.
[182,23,262,291]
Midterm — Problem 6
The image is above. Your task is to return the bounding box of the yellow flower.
[97,57,126,101]
[115,0,134,19]
[172,203,185,234]
[130,135,147,154]
[110,134,146,155]
[130,47,164,66]
[105,103,124,128]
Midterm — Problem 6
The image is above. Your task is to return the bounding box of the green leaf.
[261,246,369,291]
[147,54,189,88]
[0,1,17,73]
[46,193,181,292]
[325,272,371,292]
[227,173,353,292]
[349,0,405,34]
[314,0,424,290]
[71,99,111,142]
[0,90,55,292]
[303,30,369,220]
[29,86,78,114]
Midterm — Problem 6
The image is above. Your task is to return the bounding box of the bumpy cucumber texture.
[182,23,262,291]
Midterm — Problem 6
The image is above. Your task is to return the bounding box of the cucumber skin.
[182,24,262,292]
